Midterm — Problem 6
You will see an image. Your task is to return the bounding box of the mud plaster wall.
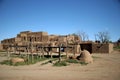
[0,44,3,50]
[92,43,113,53]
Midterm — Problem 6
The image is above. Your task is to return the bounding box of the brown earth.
[0,51,120,80]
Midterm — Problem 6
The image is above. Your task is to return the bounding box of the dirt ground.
[0,51,120,80]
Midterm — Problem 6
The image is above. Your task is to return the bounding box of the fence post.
[58,45,61,62]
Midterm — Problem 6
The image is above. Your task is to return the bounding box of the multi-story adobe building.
[0,31,113,53]
[1,31,81,52]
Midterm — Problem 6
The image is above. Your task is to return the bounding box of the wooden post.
[19,47,21,55]
[47,47,49,57]
[36,49,39,60]
[26,47,29,63]
[58,46,61,62]
[14,46,16,54]
[31,45,34,63]
[79,44,81,54]
[66,36,68,59]
[73,46,75,58]
[42,47,44,58]
[14,45,17,54]
[31,53,33,63]
[50,51,52,58]
[7,48,10,60]
[19,47,22,58]
[27,54,29,63]
[39,48,41,59]
[66,48,68,59]
[39,52,41,58]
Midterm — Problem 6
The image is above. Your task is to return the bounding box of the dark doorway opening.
[80,43,92,53]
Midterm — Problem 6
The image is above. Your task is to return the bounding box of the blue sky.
[0,0,120,42]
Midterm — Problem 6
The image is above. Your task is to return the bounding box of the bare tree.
[76,31,89,41]
[96,31,110,43]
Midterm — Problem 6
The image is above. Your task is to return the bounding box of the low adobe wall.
[114,42,120,47]
[109,43,114,53]
[0,44,3,51]
[92,43,113,53]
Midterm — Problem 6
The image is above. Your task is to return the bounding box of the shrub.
[114,46,120,50]
[14,62,26,66]
[66,59,79,63]
[80,62,88,65]
[0,60,12,65]
[0,56,47,66]
[53,61,67,67]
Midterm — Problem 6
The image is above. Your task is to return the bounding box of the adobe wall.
[114,42,120,47]
[0,44,3,51]
[74,44,81,54]
[109,43,113,53]
[92,43,113,53]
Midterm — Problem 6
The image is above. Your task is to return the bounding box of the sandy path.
[0,52,120,80]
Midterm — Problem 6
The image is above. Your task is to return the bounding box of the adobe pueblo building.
[0,31,113,54]
[1,31,81,54]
